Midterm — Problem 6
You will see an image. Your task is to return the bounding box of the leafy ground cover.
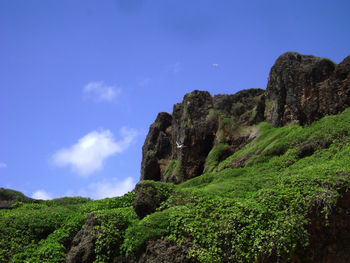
[1,109,350,262]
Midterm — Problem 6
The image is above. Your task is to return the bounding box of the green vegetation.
[0,187,36,206]
[203,143,230,173]
[174,161,185,182]
[0,194,135,263]
[138,180,175,198]
[122,209,172,258]
[1,109,350,262]
[93,207,137,263]
[209,109,241,143]
[164,160,184,182]
[164,160,177,180]
[0,203,83,263]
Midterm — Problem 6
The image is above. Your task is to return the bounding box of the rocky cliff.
[266,52,350,126]
[141,89,265,183]
[2,52,350,263]
[141,52,350,184]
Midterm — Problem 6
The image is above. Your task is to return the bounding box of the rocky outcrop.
[66,213,99,263]
[140,89,264,184]
[141,52,350,184]
[266,52,350,126]
[141,112,172,181]
[113,239,196,263]
[213,88,265,125]
[138,238,196,263]
[133,181,174,219]
[0,200,13,209]
[170,91,217,182]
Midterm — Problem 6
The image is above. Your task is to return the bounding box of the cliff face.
[141,52,350,184]
[266,52,350,126]
[141,89,265,183]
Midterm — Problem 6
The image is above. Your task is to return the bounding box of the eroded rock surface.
[171,90,217,182]
[113,239,196,263]
[141,52,350,184]
[138,238,196,263]
[66,213,99,263]
[140,89,264,183]
[141,112,172,181]
[266,52,350,126]
[213,88,265,125]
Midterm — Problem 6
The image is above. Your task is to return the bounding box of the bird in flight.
[176,141,186,149]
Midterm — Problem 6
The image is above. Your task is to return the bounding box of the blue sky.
[1,0,349,199]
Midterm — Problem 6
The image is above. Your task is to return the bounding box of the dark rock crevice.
[66,213,99,263]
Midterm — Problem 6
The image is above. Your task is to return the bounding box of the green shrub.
[0,188,35,203]
[0,204,76,263]
[204,144,230,173]
[164,160,176,180]
[164,160,184,182]
[93,207,137,263]
[2,108,350,263]
[81,191,136,213]
[121,209,172,258]
[161,108,350,262]
[45,197,91,207]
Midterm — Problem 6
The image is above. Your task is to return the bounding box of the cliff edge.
[141,52,350,184]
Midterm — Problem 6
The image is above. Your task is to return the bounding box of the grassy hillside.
[1,109,350,262]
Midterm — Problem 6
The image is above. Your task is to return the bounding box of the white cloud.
[52,128,138,176]
[172,62,181,73]
[32,190,53,200]
[139,78,151,88]
[63,177,135,199]
[83,81,121,102]
[0,162,7,168]
[166,62,181,74]
[88,177,135,199]
[117,127,139,152]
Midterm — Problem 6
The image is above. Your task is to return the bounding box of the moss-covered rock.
[133,181,175,219]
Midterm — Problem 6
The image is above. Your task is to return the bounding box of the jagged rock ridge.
[141,89,265,183]
[141,89,264,183]
[140,52,350,184]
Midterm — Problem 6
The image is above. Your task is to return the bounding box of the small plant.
[93,207,137,263]
[121,209,172,258]
[164,160,184,182]
[204,143,231,173]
